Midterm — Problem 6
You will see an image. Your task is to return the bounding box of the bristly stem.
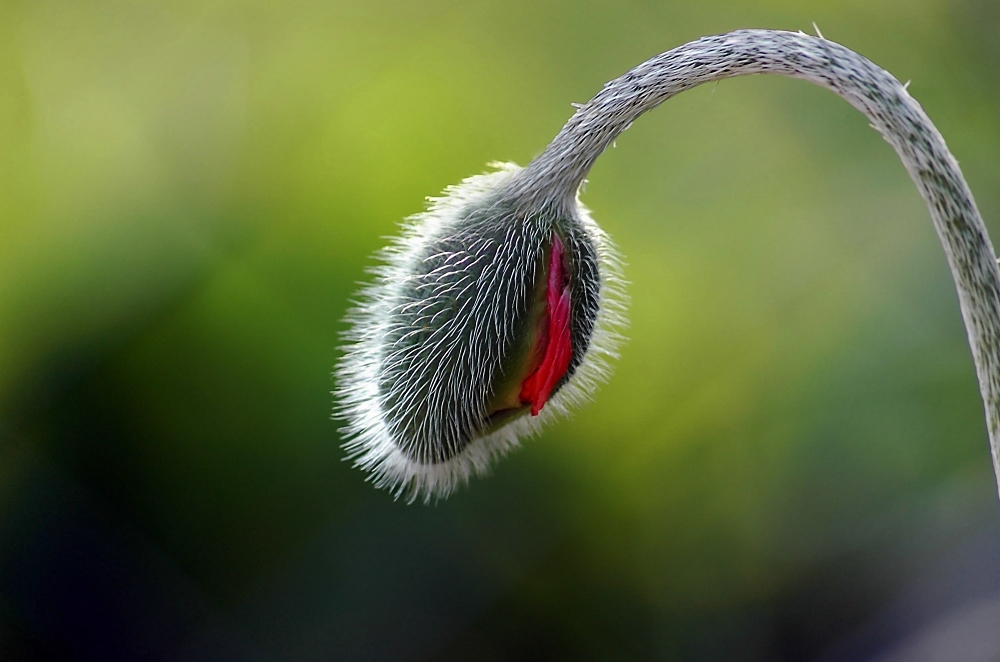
[508,29,1000,501]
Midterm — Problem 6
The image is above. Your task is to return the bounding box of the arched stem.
[510,29,1000,501]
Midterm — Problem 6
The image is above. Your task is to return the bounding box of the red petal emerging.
[520,234,573,416]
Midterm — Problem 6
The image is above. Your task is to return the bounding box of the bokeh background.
[2,0,1000,660]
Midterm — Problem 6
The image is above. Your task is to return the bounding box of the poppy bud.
[337,29,1000,505]
[335,164,626,502]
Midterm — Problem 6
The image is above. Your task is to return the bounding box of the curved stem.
[512,29,1000,501]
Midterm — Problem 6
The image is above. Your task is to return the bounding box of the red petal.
[520,234,573,415]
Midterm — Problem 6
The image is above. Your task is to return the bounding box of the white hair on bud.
[336,163,627,503]
[338,29,1000,504]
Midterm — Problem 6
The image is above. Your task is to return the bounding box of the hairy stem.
[510,29,1000,501]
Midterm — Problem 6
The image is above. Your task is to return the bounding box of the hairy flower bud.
[337,29,1000,506]
[335,163,626,502]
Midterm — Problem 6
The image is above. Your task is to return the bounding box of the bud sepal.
[335,163,627,503]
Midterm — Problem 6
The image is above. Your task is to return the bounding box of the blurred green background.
[2,0,1000,660]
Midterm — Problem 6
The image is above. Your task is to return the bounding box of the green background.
[1,0,999,659]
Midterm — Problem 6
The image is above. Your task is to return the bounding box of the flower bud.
[335,163,626,502]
